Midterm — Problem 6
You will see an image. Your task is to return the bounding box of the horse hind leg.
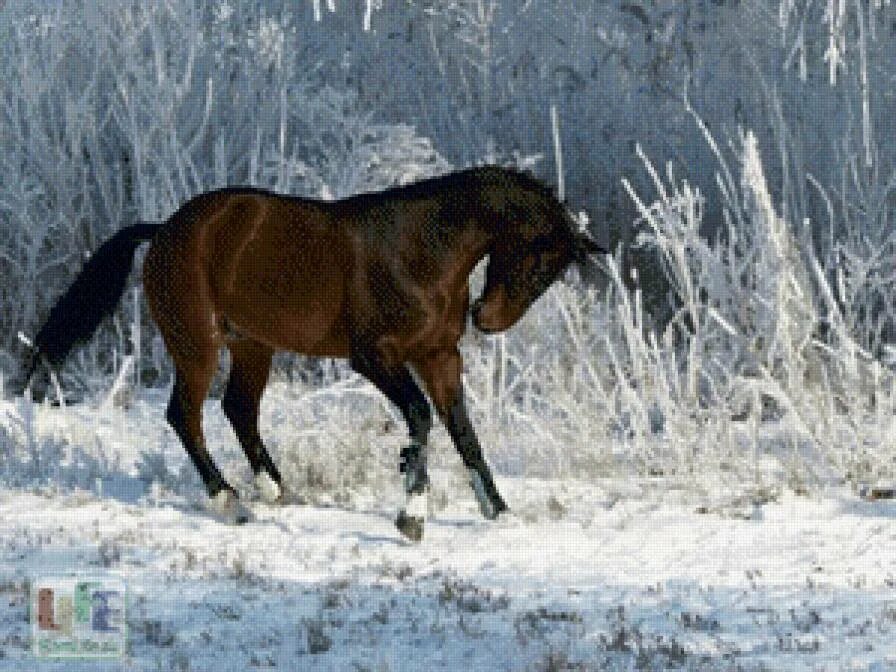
[222,339,283,504]
[144,230,251,523]
[166,360,252,524]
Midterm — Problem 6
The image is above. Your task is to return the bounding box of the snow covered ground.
[0,392,895,671]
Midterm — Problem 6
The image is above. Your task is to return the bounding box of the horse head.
[472,176,606,333]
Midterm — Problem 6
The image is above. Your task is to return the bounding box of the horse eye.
[538,253,558,275]
[534,259,553,281]
[524,254,539,272]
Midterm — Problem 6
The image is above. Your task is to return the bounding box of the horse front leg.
[349,348,433,541]
[413,348,508,520]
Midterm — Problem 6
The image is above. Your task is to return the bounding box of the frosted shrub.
[248,15,288,69]
[453,122,893,495]
[275,86,451,200]
[608,126,895,490]
[0,398,121,492]
[254,381,406,507]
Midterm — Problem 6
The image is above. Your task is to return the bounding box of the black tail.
[21,222,160,391]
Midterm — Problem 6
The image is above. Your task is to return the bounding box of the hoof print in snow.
[395,510,424,542]
[207,490,254,525]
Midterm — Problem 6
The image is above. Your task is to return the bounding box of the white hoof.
[396,491,428,542]
[207,490,253,524]
[403,490,428,519]
[254,471,282,504]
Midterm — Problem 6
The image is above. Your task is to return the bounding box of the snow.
[1,394,894,671]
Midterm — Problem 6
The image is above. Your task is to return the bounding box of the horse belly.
[221,278,348,356]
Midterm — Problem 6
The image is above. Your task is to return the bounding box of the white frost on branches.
[263,87,450,200]
[739,130,814,370]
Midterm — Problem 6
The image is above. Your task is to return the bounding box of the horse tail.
[21,222,161,390]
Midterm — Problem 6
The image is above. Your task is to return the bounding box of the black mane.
[336,164,562,208]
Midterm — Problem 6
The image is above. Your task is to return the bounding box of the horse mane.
[350,164,560,207]
[462,164,563,206]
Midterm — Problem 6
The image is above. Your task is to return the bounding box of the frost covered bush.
[272,85,451,200]
[452,117,894,495]
[0,398,121,492]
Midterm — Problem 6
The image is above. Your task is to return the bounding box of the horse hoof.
[481,503,499,520]
[396,510,424,542]
[207,489,254,524]
[477,497,509,521]
[254,470,283,504]
[469,469,507,520]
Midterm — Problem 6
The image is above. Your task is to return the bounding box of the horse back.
[147,189,354,356]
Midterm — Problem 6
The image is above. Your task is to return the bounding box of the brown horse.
[22,165,605,540]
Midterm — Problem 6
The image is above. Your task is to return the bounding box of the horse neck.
[469,180,537,257]
[452,220,494,280]
[443,176,530,276]
[467,208,519,267]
